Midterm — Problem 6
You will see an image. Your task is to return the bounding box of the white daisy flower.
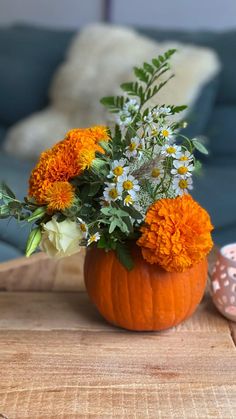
[143,112,154,124]
[77,218,88,238]
[123,99,139,114]
[171,161,194,178]
[161,144,182,158]
[145,122,159,138]
[103,183,121,203]
[117,174,140,198]
[177,151,194,164]
[172,177,193,196]
[150,165,165,183]
[87,232,100,246]
[159,126,173,141]
[124,194,134,207]
[125,136,143,159]
[159,106,172,115]
[124,195,143,218]
[151,107,161,119]
[142,112,160,137]
[107,159,129,180]
[117,111,132,127]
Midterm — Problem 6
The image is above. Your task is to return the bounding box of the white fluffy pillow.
[4,24,220,159]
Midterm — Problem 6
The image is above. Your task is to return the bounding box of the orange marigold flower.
[137,194,213,272]
[46,181,74,211]
[89,126,110,143]
[28,126,110,204]
[66,126,109,144]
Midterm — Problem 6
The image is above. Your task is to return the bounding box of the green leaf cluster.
[101,49,177,111]
[100,96,125,113]
[0,182,23,219]
[101,206,133,235]
[0,182,48,224]
[97,234,134,271]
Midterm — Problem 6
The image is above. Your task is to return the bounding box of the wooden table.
[0,254,236,418]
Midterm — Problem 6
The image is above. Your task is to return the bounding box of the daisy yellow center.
[129,142,136,151]
[125,195,133,204]
[90,235,97,243]
[113,166,123,176]
[109,188,118,199]
[166,147,176,154]
[179,179,188,189]
[123,180,134,191]
[162,129,169,137]
[151,168,161,178]
[177,166,188,175]
[179,156,188,161]
[80,223,87,232]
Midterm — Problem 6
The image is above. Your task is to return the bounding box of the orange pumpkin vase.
[84,243,208,331]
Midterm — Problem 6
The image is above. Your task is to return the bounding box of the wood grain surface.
[0,247,217,293]
[0,292,235,418]
[0,250,86,292]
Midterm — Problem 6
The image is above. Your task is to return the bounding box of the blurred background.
[0,0,235,261]
[0,0,236,30]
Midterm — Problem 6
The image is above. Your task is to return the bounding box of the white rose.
[40,217,83,258]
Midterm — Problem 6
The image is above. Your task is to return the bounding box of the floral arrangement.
[0,49,213,271]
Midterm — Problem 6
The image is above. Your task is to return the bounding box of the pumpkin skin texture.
[84,244,208,331]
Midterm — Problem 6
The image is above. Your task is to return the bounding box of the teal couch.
[0,24,236,261]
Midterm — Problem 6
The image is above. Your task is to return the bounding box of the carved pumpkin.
[84,243,208,331]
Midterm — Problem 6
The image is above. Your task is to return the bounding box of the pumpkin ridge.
[175,272,188,325]
[183,269,191,322]
[125,268,134,330]
[142,263,154,330]
[100,251,111,322]
[190,260,207,318]
[169,275,176,329]
[187,269,193,320]
[149,272,155,331]
[110,252,117,325]
[188,263,200,319]
[113,253,126,330]
[114,254,128,328]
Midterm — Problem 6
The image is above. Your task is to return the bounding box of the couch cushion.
[0,152,35,252]
[0,124,6,146]
[183,77,219,139]
[139,28,236,105]
[0,24,74,125]
[205,105,236,158]
[0,241,23,262]
[192,166,236,244]
[213,225,236,247]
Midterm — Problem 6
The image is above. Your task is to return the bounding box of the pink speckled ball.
[211,243,236,322]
